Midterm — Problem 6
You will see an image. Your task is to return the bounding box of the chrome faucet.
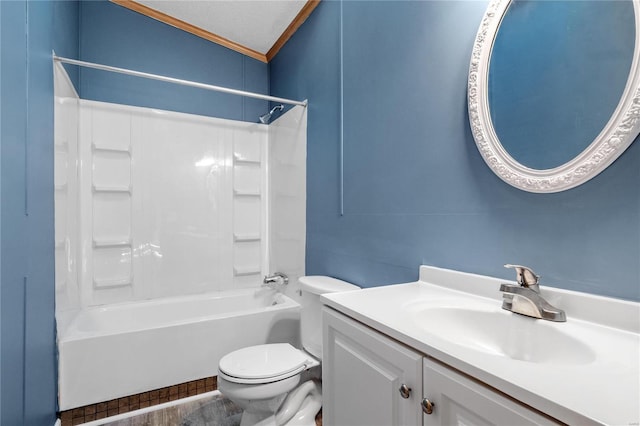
[262,272,289,290]
[499,264,566,322]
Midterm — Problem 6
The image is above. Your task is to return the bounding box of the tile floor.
[60,377,217,425]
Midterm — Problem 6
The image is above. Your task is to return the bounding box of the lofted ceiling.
[112,0,320,63]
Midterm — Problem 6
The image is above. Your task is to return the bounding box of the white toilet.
[217,276,359,426]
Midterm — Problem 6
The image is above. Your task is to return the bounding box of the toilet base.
[235,379,322,426]
[276,380,322,426]
[285,382,322,426]
[240,412,278,426]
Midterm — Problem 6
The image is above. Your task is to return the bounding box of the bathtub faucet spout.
[263,272,289,290]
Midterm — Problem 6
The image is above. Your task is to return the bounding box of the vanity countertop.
[321,266,640,426]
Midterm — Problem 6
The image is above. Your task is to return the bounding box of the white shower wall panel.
[54,69,80,313]
[92,151,131,188]
[78,100,267,306]
[92,194,131,239]
[268,106,308,301]
[135,112,227,300]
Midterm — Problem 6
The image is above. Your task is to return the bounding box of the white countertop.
[321,266,640,425]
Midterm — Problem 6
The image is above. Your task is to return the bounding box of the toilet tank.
[299,276,359,359]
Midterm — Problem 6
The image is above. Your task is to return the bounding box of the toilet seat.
[218,343,319,385]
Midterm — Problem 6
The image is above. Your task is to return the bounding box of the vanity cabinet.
[323,306,560,426]
[422,357,557,425]
[322,307,423,426]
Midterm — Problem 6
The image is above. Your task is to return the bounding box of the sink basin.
[409,305,596,365]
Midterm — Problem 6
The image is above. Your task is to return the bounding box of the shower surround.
[54,64,308,409]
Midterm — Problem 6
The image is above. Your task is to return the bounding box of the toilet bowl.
[217,276,359,426]
[218,343,320,426]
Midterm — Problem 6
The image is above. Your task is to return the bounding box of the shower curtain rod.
[53,55,308,107]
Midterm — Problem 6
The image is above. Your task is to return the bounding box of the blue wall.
[270,0,640,301]
[54,0,81,88]
[1,0,78,423]
[78,1,268,122]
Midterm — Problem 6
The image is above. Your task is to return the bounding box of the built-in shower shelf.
[92,142,131,155]
[92,184,132,194]
[233,189,261,197]
[233,153,261,165]
[93,277,132,288]
[233,266,261,277]
[93,239,132,248]
[55,183,68,191]
[233,233,261,242]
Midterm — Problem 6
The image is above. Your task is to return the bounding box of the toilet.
[217,276,359,426]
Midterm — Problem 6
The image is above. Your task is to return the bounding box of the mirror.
[468,0,640,193]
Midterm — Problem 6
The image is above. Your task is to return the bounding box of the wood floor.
[99,392,322,426]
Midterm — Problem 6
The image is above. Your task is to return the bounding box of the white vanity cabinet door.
[422,357,560,426]
[323,307,423,426]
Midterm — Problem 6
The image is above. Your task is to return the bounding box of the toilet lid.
[218,343,310,381]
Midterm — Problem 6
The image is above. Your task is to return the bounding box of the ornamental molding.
[468,0,640,193]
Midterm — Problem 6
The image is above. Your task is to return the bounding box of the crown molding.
[111,0,321,64]
[111,0,267,63]
[266,0,321,62]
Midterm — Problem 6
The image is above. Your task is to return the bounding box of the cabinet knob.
[399,384,411,399]
[421,398,435,415]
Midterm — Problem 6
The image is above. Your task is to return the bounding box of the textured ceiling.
[137,0,308,55]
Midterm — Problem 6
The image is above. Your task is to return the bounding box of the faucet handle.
[263,272,289,289]
[504,264,540,288]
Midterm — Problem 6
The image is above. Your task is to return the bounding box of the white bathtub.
[57,289,300,410]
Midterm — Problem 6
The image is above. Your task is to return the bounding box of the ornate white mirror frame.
[468,0,640,193]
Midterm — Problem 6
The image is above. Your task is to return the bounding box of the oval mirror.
[468,0,640,193]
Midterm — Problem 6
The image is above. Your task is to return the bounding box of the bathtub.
[57,289,300,410]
